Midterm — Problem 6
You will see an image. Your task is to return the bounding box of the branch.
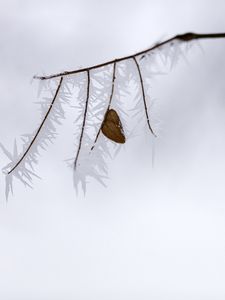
[34,32,225,81]
[74,70,90,169]
[7,77,63,175]
[133,57,156,137]
[91,61,117,151]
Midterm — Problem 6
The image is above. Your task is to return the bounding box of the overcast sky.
[0,1,225,299]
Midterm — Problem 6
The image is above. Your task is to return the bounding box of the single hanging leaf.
[101,109,126,144]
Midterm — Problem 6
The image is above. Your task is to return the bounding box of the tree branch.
[7,77,63,175]
[34,32,225,81]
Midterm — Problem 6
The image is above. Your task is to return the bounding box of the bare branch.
[34,32,225,81]
[8,77,63,175]
[133,56,156,137]
[91,61,117,151]
[74,70,90,169]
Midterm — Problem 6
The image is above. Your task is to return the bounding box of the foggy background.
[0,0,225,299]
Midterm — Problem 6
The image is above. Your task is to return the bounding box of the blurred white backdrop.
[0,0,225,299]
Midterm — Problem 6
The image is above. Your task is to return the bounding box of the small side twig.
[74,70,91,169]
[91,61,117,151]
[133,56,156,137]
[8,77,63,175]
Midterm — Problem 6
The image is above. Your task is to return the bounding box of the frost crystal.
[0,36,198,198]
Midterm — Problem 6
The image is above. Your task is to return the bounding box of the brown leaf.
[101,109,126,144]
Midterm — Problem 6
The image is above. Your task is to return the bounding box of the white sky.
[0,0,225,299]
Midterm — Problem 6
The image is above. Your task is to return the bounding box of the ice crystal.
[0,36,200,198]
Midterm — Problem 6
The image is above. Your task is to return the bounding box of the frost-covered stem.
[91,61,117,151]
[7,77,63,175]
[107,61,117,108]
[34,32,225,80]
[133,56,156,137]
[74,70,90,169]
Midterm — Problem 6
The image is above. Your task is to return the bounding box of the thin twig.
[74,70,90,169]
[91,61,117,151]
[133,56,156,137]
[34,32,225,80]
[8,77,63,175]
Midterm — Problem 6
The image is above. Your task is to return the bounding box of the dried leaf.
[101,109,126,144]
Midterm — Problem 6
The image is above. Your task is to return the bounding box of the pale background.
[0,0,225,299]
